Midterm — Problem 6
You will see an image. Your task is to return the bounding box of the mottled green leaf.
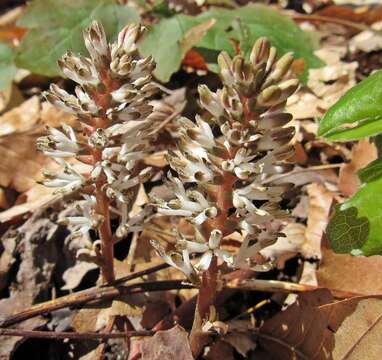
[319,70,382,140]
[0,43,17,90]
[327,207,369,254]
[328,175,382,255]
[15,0,139,76]
[358,158,382,183]
[140,4,322,82]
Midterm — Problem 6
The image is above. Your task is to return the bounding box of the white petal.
[185,241,209,253]
[196,251,213,271]
[208,229,222,250]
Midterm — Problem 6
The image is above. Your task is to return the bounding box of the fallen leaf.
[0,185,59,223]
[318,246,382,295]
[256,289,334,359]
[141,325,193,360]
[302,183,334,259]
[0,207,66,358]
[204,339,235,360]
[256,290,382,360]
[317,4,382,26]
[0,96,40,136]
[224,332,256,358]
[61,261,98,291]
[321,296,382,359]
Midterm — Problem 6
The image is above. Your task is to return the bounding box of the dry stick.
[0,279,187,328]
[293,14,382,36]
[227,279,362,299]
[107,262,169,286]
[0,328,153,340]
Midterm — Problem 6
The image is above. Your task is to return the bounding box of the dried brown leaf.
[257,289,334,360]
[320,296,382,360]
[338,138,377,196]
[141,325,193,360]
[302,183,334,259]
[318,247,382,296]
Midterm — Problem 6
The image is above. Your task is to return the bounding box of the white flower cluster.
[152,38,299,282]
[37,21,157,240]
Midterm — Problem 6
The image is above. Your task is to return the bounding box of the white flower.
[150,240,197,282]
[37,125,79,158]
[44,84,80,115]
[221,148,256,179]
[41,161,85,193]
[60,195,103,237]
[180,230,233,270]
[58,52,99,85]
[157,175,217,225]
[233,189,269,217]
[114,201,150,239]
[75,86,99,115]
[83,20,110,69]
[167,150,214,183]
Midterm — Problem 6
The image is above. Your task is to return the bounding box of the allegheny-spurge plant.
[150,38,299,355]
[37,21,157,284]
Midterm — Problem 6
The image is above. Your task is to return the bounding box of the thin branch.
[108,262,169,286]
[0,328,153,340]
[263,163,343,184]
[0,280,193,328]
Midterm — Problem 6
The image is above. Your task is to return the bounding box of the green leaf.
[197,5,322,82]
[327,207,369,254]
[319,70,382,141]
[0,43,17,90]
[139,15,207,82]
[140,4,322,82]
[15,0,139,77]
[358,158,382,183]
[328,176,382,256]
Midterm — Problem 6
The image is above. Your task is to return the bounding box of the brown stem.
[95,182,115,283]
[94,316,116,360]
[0,328,153,340]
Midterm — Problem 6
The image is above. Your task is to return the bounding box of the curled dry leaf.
[287,45,357,120]
[338,138,377,197]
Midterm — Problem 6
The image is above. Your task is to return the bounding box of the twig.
[0,280,193,328]
[0,328,153,340]
[108,262,169,286]
[293,14,382,36]
[125,232,139,273]
[263,163,343,184]
[227,279,361,298]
